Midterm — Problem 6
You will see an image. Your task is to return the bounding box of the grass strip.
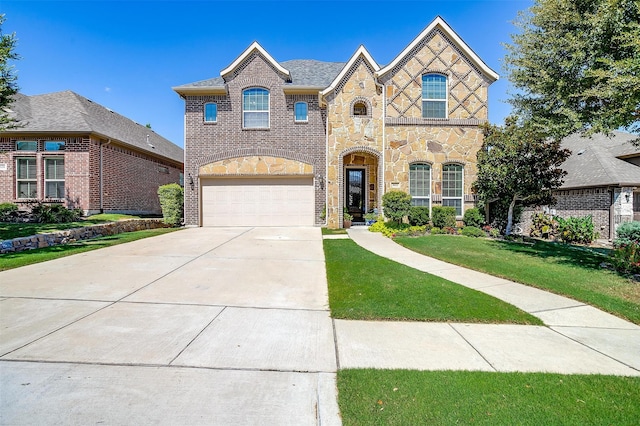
[0,228,179,271]
[396,235,640,324]
[323,239,541,324]
[338,369,640,426]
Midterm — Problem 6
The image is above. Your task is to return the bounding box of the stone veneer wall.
[200,156,313,176]
[0,219,170,254]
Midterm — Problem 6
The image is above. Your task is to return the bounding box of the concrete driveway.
[0,227,340,425]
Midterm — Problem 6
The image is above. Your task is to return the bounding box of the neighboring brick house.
[0,91,184,215]
[173,17,498,227]
[520,131,640,240]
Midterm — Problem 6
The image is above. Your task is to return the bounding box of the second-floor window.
[204,103,217,123]
[422,74,447,119]
[294,102,308,122]
[243,87,269,129]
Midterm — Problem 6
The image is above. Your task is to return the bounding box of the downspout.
[609,187,616,241]
[99,139,111,213]
[324,98,329,227]
[374,78,385,217]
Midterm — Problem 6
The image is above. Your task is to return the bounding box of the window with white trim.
[294,102,308,122]
[422,74,447,118]
[45,158,65,198]
[409,163,431,207]
[243,88,269,128]
[16,158,37,199]
[204,103,217,122]
[442,163,463,216]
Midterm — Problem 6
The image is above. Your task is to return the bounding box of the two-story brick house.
[174,17,498,228]
[0,91,184,215]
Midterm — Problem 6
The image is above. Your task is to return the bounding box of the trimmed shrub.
[611,242,640,275]
[431,206,456,229]
[158,183,184,226]
[556,215,597,245]
[529,212,558,239]
[31,203,82,223]
[462,207,484,228]
[614,221,640,248]
[461,226,485,238]
[408,206,430,226]
[0,202,18,221]
[382,191,412,224]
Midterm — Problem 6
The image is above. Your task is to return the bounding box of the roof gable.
[320,45,380,99]
[221,41,290,81]
[376,16,499,82]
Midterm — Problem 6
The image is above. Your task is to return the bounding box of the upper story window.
[16,141,37,151]
[409,163,431,207]
[243,87,270,129]
[294,102,308,122]
[422,74,447,119]
[45,141,65,151]
[353,101,367,116]
[442,163,463,216]
[204,103,217,123]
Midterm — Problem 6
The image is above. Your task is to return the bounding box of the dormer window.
[243,88,270,129]
[353,102,367,116]
[422,74,447,119]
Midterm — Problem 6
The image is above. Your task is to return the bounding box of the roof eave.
[172,86,228,96]
[282,86,324,94]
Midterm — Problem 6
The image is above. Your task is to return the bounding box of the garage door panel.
[202,177,314,226]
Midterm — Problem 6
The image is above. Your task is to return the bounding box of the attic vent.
[577,149,586,155]
[146,134,155,149]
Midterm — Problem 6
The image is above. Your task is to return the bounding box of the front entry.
[345,168,365,223]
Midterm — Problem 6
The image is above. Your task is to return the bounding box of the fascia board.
[220,41,290,78]
[376,16,499,82]
[172,86,228,96]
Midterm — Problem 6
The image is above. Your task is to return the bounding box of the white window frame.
[294,101,308,122]
[204,102,217,123]
[242,87,270,129]
[409,163,431,208]
[422,74,448,119]
[44,157,65,199]
[442,163,464,216]
[16,157,37,199]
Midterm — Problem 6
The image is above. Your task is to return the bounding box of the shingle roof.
[3,91,183,164]
[560,131,640,189]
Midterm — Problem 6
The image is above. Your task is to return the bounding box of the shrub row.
[529,213,598,244]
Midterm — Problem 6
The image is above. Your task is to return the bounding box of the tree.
[0,14,19,131]
[504,0,640,139]
[474,117,570,235]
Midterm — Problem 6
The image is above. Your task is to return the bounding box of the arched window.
[409,163,431,207]
[422,74,447,118]
[204,102,217,122]
[243,88,270,128]
[294,102,308,122]
[353,101,367,116]
[442,163,463,215]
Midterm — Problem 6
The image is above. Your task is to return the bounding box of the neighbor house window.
[204,103,217,122]
[422,74,447,118]
[353,101,367,116]
[16,141,37,151]
[243,87,269,128]
[442,163,463,215]
[45,141,65,151]
[45,158,65,198]
[294,102,308,122]
[409,163,431,207]
[16,158,37,199]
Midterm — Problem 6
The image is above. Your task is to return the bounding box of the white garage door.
[201,177,315,226]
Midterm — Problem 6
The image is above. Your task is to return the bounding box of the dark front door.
[346,168,365,222]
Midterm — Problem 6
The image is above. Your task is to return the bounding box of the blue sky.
[3,0,532,147]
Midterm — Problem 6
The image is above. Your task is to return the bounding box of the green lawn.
[395,235,640,325]
[0,228,179,271]
[323,239,540,324]
[0,214,140,240]
[338,369,640,426]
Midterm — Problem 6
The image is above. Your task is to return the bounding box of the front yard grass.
[338,369,640,426]
[395,235,640,325]
[0,228,179,271]
[0,214,140,240]
[323,239,540,324]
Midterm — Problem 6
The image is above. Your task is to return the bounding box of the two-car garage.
[200,176,315,226]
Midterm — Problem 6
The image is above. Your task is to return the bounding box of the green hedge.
[158,183,184,226]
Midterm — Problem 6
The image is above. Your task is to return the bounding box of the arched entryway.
[340,149,381,225]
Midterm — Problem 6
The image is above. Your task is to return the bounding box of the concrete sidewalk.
[334,227,640,376]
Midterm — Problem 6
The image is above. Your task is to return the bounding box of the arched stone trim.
[195,148,315,171]
[338,146,383,224]
[409,159,434,166]
[235,79,276,91]
[443,159,467,166]
[350,97,372,118]
[422,69,450,78]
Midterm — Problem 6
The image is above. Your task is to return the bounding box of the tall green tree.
[0,14,19,131]
[474,118,570,235]
[504,0,640,139]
